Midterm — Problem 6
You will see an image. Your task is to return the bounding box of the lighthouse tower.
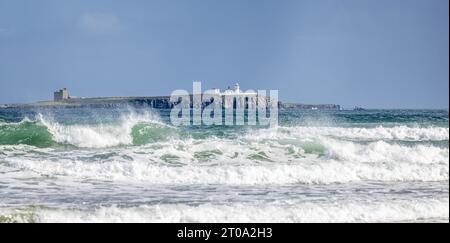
[233,83,241,94]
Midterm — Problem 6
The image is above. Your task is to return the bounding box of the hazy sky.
[0,0,448,108]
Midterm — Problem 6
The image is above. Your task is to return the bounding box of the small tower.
[54,88,70,101]
[234,83,240,93]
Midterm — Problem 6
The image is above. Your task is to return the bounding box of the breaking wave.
[0,111,174,148]
[4,138,448,184]
[248,126,449,142]
[0,113,448,148]
[37,112,173,148]
[1,197,448,223]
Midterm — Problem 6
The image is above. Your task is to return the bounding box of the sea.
[0,107,448,222]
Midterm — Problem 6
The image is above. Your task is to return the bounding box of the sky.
[0,0,448,109]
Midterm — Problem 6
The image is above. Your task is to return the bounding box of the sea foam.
[2,197,448,223]
[5,144,448,184]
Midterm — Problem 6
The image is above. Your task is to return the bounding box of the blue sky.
[0,0,448,108]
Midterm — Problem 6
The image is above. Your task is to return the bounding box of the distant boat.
[353,106,365,111]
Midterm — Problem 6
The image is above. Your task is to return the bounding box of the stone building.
[54,88,69,101]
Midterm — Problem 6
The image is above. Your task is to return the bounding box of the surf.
[0,110,173,148]
[1,197,448,223]
[0,116,448,149]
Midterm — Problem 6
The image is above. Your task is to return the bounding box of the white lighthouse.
[233,83,241,94]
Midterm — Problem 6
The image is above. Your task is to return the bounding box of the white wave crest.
[2,198,448,223]
[5,150,448,184]
[37,110,161,148]
[246,126,449,141]
[324,140,448,164]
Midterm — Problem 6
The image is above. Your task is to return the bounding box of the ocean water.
[0,107,448,223]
